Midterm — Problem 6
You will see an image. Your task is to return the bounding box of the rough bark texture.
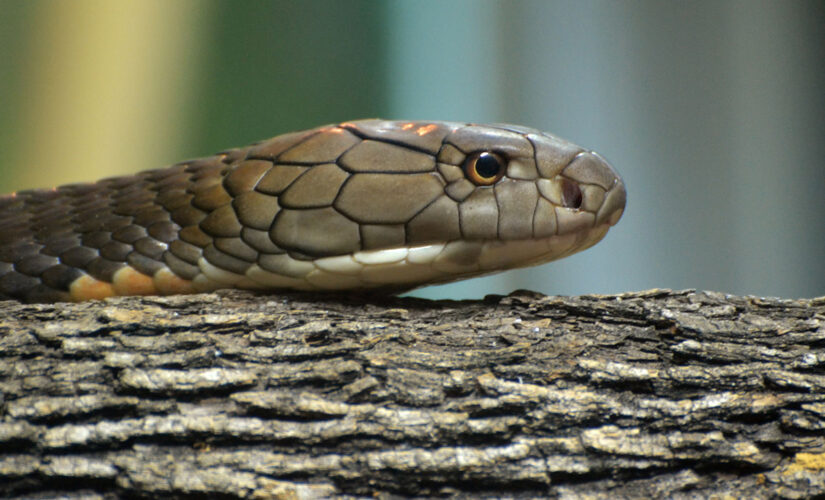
[1,288,824,499]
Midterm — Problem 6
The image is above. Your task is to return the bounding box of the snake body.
[0,120,626,303]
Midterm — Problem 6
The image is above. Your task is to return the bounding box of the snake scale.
[0,120,626,303]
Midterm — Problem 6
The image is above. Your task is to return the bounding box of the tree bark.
[1,288,824,499]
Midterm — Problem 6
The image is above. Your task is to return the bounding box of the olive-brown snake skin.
[0,120,626,303]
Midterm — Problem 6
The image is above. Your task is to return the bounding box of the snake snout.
[561,151,626,227]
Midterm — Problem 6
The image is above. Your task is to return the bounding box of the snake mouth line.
[193,222,614,293]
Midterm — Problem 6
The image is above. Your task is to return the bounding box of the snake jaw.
[228,222,615,293]
[199,232,587,293]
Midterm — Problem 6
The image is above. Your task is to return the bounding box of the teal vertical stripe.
[385,0,504,122]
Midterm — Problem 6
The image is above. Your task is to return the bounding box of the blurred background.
[1,0,823,299]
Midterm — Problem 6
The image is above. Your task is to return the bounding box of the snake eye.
[463,151,506,186]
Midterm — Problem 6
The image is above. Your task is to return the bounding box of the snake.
[0,120,626,303]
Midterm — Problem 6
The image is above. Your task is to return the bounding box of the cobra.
[0,120,626,303]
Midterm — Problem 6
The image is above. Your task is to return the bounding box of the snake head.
[432,121,626,238]
[215,119,626,292]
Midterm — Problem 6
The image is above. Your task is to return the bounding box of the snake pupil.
[475,152,501,179]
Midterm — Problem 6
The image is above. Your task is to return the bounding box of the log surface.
[1,289,824,498]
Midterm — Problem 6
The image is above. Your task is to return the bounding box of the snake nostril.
[561,179,582,209]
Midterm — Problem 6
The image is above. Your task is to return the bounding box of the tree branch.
[1,289,824,498]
